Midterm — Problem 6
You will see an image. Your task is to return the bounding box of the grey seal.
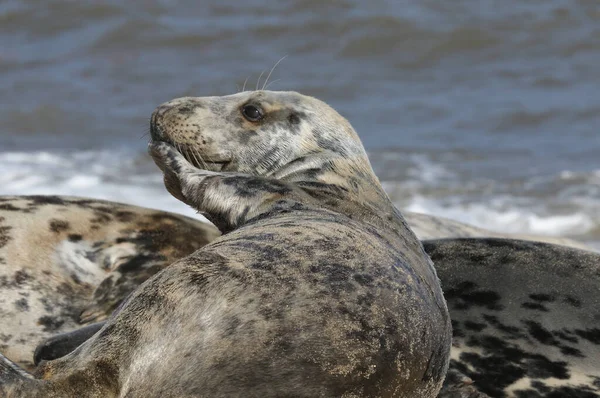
[0,195,218,369]
[404,212,589,251]
[0,90,451,397]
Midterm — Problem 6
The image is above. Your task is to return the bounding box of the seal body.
[0,195,219,369]
[405,212,589,251]
[427,238,600,398]
[0,90,451,397]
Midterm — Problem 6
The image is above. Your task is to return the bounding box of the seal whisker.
[262,55,288,91]
[242,76,250,92]
[255,70,266,91]
[192,148,208,170]
[264,79,281,90]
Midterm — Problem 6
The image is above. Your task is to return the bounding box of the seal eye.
[242,105,263,122]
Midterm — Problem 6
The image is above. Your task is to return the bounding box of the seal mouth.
[149,117,231,172]
[150,138,230,172]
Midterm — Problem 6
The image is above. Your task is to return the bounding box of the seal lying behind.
[405,212,590,251]
[0,195,219,369]
[428,238,600,398]
[0,90,451,397]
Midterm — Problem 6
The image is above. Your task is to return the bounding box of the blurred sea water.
[1,0,599,248]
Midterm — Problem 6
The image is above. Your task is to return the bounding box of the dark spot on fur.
[575,328,600,345]
[521,302,549,312]
[523,320,560,346]
[177,105,196,115]
[116,211,135,222]
[482,314,525,339]
[0,204,21,211]
[559,346,584,357]
[49,219,70,233]
[14,298,29,311]
[70,272,82,284]
[529,293,555,303]
[0,226,12,248]
[38,316,65,332]
[68,234,83,242]
[23,195,67,206]
[238,130,259,145]
[14,270,32,285]
[452,320,465,338]
[464,321,487,332]
[445,281,503,311]
[117,255,157,273]
[222,176,292,197]
[554,330,578,344]
[563,295,582,308]
[455,332,571,397]
[353,273,374,286]
[288,113,300,125]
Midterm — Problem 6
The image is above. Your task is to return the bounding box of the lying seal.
[427,238,600,398]
[0,90,451,397]
[0,195,219,369]
[404,212,590,251]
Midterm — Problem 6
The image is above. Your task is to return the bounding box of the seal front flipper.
[34,322,105,365]
[149,141,312,234]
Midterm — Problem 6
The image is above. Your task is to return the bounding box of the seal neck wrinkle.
[274,153,404,231]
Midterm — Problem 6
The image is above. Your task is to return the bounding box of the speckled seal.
[429,238,600,398]
[0,90,451,397]
[404,212,590,251]
[0,195,219,369]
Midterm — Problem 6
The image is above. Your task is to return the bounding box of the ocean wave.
[403,196,595,238]
[0,149,207,222]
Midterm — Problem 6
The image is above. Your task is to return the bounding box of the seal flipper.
[0,352,41,396]
[34,322,105,365]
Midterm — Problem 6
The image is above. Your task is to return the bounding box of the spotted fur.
[428,238,600,398]
[0,195,219,369]
[0,91,451,397]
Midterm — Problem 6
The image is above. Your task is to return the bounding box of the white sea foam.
[0,149,208,222]
[404,196,595,237]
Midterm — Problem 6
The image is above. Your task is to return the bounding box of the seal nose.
[149,101,179,141]
[150,97,202,141]
[149,107,166,141]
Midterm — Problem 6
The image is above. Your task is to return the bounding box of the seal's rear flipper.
[0,352,38,396]
[34,321,106,365]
